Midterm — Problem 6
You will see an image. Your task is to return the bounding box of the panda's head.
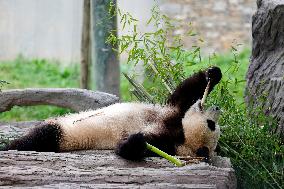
[177,100,221,159]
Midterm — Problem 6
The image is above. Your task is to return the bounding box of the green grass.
[0,56,135,121]
[0,57,80,121]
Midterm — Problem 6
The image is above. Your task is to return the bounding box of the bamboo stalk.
[201,81,210,108]
[146,143,184,167]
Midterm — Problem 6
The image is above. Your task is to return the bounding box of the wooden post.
[80,0,91,89]
[91,0,120,96]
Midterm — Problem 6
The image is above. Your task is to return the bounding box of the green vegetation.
[207,75,284,189]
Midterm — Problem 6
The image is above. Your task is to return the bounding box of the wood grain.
[0,88,119,113]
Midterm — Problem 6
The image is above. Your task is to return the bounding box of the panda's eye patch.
[207,119,216,131]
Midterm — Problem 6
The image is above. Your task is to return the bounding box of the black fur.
[3,122,62,152]
[167,67,222,116]
[116,111,185,159]
[115,133,147,160]
[207,119,216,131]
[196,146,210,162]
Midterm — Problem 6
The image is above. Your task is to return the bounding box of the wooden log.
[0,150,237,189]
[0,120,237,188]
[0,88,119,113]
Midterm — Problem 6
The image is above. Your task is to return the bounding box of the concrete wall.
[0,0,83,63]
[0,0,156,64]
[0,0,256,63]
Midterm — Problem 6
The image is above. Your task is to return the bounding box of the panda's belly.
[55,103,163,151]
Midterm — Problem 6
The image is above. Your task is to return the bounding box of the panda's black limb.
[167,66,222,116]
[115,133,147,161]
[3,122,62,152]
[116,128,182,160]
[196,146,210,163]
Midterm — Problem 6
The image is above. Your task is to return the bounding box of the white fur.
[53,103,175,151]
[48,101,220,158]
[177,100,220,157]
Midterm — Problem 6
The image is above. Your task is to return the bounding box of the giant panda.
[3,66,222,161]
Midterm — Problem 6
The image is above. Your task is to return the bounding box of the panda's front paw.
[205,67,222,85]
[115,133,147,161]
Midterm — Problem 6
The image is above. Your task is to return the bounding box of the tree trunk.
[80,0,91,89]
[246,0,284,139]
[91,0,120,96]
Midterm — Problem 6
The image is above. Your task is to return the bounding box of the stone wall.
[160,0,257,53]
[0,0,83,64]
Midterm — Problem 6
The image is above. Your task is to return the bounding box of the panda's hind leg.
[3,121,62,152]
[115,133,147,161]
[167,66,222,115]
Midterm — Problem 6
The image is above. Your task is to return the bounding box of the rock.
[0,88,119,113]
[246,0,284,139]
